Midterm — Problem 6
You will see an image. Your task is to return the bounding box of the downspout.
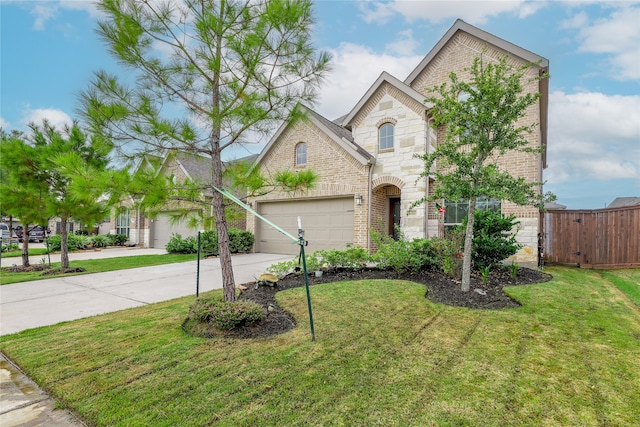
[424,115,433,239]
[367,159,375,252]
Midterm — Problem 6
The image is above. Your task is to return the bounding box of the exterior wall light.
[355,194,363,206]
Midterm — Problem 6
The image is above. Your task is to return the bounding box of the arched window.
[295,142,307,166]
[379,123,394,150]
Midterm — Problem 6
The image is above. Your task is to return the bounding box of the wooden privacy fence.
[542,205,640,269]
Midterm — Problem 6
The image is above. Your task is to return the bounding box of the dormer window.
[379,123,394,150]
[295,142,307,166]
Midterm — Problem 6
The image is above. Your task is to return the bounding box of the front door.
[389,198,401,240]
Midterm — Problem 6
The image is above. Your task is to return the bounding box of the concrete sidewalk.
[1,251,291,336]
[0,251,291,426]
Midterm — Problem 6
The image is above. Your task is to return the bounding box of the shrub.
[1,243,19,252]
[190,229,255,256]
[75,229,89,236]
[469,210,522,270]
[267,257,300,277]
[314,246,370,269]
[228,228,254,253]
[166,234,198,254]
[371,229,439,273]
[432,231,464,279]
[105,234,128,246]
[46,234,90,252]
[91,235,109,248]
[188,295,264,330]
[200,230,218,256]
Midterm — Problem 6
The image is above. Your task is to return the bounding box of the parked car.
[15,225,24,241]
[0,223,18,244]
[28,226,48,242]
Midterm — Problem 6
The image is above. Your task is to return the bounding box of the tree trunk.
[211,146,236,302]
[60,217,70,270]
[21,236,30,267]
[461,198,477,292]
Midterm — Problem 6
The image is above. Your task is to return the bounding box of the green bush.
[267,246,369,277]
[170,229,255,256]
[200,230,218,256]
[188,295,264,330]
[228,228,254,253]
[91,235,109,248]
[75,229,89,236]
[314,246,370,269]
[267,257,300,277]
[46,234,90,252]
[371,229,439,273]
[469,210,521,270]
[432,232,464,279]
[166,234,198,254]
[105,234,128,246]
[1,243,19,252]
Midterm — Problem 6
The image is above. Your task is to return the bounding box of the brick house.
[109,151,254,248]
[247,19,549,263]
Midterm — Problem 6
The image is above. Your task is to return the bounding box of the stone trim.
[372,175,405,190]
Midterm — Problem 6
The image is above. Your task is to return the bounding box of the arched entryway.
[371,183,402,242]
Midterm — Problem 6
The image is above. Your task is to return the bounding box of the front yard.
[1,266,639,426]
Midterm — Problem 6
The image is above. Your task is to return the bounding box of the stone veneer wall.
[350,83,429,241]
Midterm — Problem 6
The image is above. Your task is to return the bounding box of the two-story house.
[247,19,549,264]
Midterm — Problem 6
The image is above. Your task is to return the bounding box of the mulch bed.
[213,266,552,339]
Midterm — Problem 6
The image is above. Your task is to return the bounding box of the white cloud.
[0,117,12,131]
[385,29,420,56]
[560,11,588,29]
[21,108,73,132]
[360,0,539,25]
[315,43,423,120]
[546,90,640,184]
[573,6,640,80]
[30,4,57,30]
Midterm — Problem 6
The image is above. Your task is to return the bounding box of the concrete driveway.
[0,250,292,336]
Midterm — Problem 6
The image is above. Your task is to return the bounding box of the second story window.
[379,123,394,150]
[295,142,307,166]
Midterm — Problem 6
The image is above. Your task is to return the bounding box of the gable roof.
[254,104,374,168]
[404,19,549,86]
[341,71,429,129]
[608,197,640,208]
[404,19,550,168]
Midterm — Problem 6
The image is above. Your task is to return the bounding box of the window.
[444,197,501,228]
[295,142,307,166]
[379,123,394,150]
[116,210,130,237]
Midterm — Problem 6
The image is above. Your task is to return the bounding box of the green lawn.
[1,247,50,258]
[1,267,639,426]
[0,254,198,285]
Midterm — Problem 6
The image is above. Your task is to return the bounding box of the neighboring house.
[110,151,255,249]
[607,197,640,208]
[248,19,549,264]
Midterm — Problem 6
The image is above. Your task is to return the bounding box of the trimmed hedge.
[166,228,255,255]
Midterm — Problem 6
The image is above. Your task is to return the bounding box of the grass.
[1,247,50,258]
[0,254,197,285]
[1,267,639,426]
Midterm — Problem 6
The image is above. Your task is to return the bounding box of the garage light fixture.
[355,194,363,206]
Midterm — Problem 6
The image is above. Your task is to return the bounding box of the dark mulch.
[3,264,86,275]
[213,266,552,340]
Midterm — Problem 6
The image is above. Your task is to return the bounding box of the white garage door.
[150,213,199,249]
[257,198,354,255]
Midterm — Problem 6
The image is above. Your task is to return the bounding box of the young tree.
[80,0,330,301]
[0,131,50,266]
[30,121,118,269]
[417,56,551,292]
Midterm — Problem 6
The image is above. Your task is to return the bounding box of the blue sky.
[1,0,639,209]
